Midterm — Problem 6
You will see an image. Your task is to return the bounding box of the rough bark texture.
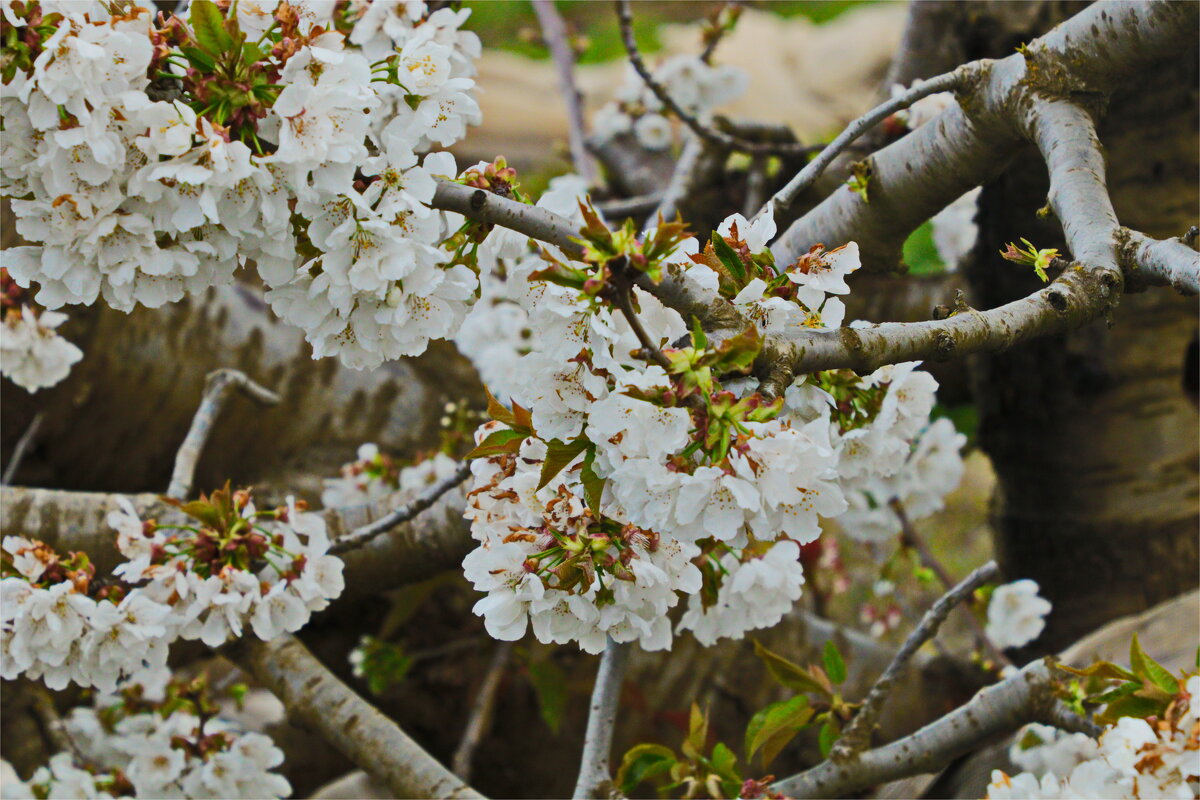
[957,6,1200,652]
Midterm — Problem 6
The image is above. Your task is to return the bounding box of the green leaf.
[1096,694,1164,725]
[537,437,591,491]
[190,0,234,55]
[179,45,216,72]
[752,640,830,696]
[702,325,762,375]
[711,231,747,284]
[241,41,265,63]
[616,744,676,795]
[823,641,847,685]
[465,428,528,459]
[682,703,709,761]
[744,695,812,768]
[691,315,707,350]
[818,718,839,758]
[526,658,567,734]
[1058,660,1138,682]
[709,742,740,782]
[1130,634,1179,695]
[580,446,605,515]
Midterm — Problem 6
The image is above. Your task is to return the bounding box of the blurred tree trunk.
[906,1,1200,651]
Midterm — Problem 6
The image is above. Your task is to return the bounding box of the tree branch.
[772,0,1198,270]
[328,460,472,555]
[1118,229,1200,295]
[614,0,814,158]
[531,0,597,184]
[762,67,967,224]
[226,633,485,799]
[166,368,281,500]
[452,642,513,781]
[773,659,1089,799]
[573,637,631,799]
[832,561,999,758]
[2,412,42,486]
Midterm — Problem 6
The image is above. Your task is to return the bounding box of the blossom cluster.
[0,301,82,393]
[988,676,1200,799]
[1,487,343,691]
[3,673,291,799]
[985,579,1052,650]
[591,54,747,150]
[321,442,459,509]
[456,185,966,651]
[1,0,481,369]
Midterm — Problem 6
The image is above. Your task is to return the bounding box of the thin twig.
[743,155,769,218]
[2,412,43,485]
[452,642,513,780]
[329,460,473,555]
[532,0,598,184]
[166,369,281,500]
[891,499,1012,670]
[573,637,631,799]
[831,560,1000,759]
[762,67,967,223]
[615,0,813,157]
[698,1,740,64]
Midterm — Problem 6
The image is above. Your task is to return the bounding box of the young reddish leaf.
[484,387,518,428]
[465,428,528,459]
[752,640,829,696]
[537,437,590,491]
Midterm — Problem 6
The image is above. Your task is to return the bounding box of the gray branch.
[532,0,597,184]
[452,642,513,781]
[832,561,999,758]
[772,0,1197,270]
[773,659,1089,799]
[166,368,280,500]
[573,637,631,799]
[763,67,967,224]
[1119,229,1200,295]
[328,459,472,555]
[227,633,485,799]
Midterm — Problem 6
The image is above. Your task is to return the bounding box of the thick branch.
[773,660,1087,799]
[227,634,484,799]
[772,0,1198,270]
[573,638,631,799]
[166,368,280,500]
[1119,229,1200,295]
[832,562,999,758]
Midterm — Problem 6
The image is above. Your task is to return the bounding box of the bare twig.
[329,459,473,555]
[597,193,664,221]
[166,368,280,500]
[2,411,43,485]
[532,0,597,184]
[227,633,485,799]
[452,642,513,780]
[832,561,1000,758]
[743,155,769,218]
[646,133,705,227]
[762,67,967,225]
[890,500,1012,671]
[573,637,631,799]
[774,659,1093,799]
[615,0,814,157]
